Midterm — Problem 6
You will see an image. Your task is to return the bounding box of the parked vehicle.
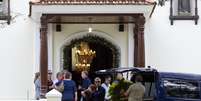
[96,67,201,101]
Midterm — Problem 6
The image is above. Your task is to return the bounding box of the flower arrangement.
[109,79,133,101]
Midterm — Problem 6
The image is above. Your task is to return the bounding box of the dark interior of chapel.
[63,37,120,84]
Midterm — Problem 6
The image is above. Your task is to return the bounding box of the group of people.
[34,70,55,100]
[55,71,110,101]
[34,70,146,101]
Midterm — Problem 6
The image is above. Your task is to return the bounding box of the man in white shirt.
[101,76,112,101]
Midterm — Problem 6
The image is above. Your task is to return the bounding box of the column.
[134,15,145,67]
[40,15,48,98]
[128,23,134,67]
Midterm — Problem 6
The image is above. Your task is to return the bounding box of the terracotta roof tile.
[31,0,155,5]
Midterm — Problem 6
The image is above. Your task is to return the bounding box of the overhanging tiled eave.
[30,0,155,5]
[29,5,156,19]
[29,0,156,21]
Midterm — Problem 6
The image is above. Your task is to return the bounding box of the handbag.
[56,81,64,92]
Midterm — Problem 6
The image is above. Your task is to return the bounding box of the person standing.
[101,76,111,101]
[80,71,91,90]
[34,72,41,100]
[112,73,125,86]
[92,77,106,101]
[125,74,145,101]
[80,71,91,101]
[62,71,77,101]
[47,71,53,92]
[53,72,63,86]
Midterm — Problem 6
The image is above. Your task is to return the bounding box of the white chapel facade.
[0,0,201,99]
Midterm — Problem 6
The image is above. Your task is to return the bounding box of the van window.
[163,78,200,99]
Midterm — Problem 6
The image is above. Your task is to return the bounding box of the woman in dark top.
[81,71,92,90]
[80,71,92,101]
[62,71,77,101]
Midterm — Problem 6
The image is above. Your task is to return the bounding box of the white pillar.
[128,23,134,67]
[46,89,62,101]
[48,24,53,71]
[34,23,41,73]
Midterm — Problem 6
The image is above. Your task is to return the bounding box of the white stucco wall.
[2,0,201,99]
[0,0,153,99]
[52,24,128,77]
[0,0,38,100]
[145,1,201,74]
[0,18,35,100]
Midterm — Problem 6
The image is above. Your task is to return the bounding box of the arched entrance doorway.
[62,34,120,83]
[33,4,148,95]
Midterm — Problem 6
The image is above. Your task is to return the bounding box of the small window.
[163,78,200,99]
[169,0,199,25]
[172,0,192,16]
[0,0,11,24]
[0,0,4,14]
[0,0,2,10]
[178,0,191,16]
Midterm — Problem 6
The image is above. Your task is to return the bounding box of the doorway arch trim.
[58,30,121,70]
